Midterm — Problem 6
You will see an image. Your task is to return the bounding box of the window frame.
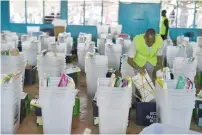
[67,0,85,25]
[160,0,201,29]
[9,0,202,28]
[67,0,119,26]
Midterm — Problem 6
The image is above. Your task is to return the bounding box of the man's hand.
[134,63,146,75]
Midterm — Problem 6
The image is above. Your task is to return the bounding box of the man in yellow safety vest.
[160,10,169,40]
[127,28,164,80]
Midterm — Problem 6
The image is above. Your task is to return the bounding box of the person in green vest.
[127,28,164,80]
[160,10,169,40]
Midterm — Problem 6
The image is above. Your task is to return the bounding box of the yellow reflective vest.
[160,16,167,35]
[133,34,163,67]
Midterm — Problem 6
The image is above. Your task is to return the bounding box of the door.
[119,3,161,39]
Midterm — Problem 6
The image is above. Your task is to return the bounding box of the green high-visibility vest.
[160,16,167,35]
[133,34,163,67]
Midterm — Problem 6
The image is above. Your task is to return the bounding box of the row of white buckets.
[78,42,122,72]
[37,54,76,134]
[1,75,23,134]
[85,54,108,97]
[97,78,132,134]
[155,80,196,130]
[156,56,197,130]
[39,77,76,134]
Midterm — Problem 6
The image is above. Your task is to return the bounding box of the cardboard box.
[54,26,65,39]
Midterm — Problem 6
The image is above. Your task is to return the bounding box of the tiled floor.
[17,72,202,134]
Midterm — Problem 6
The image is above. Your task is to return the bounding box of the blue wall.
[1,0,202,41]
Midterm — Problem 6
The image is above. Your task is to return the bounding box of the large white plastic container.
[38,66,65,78]
[57,36,73,55]
[97,25,109,38]
[197,36,202,47]
[173,57,197,81]
[39,35,50,51]
[1,76,22,134]
[163,39,173,59]
[77,42,95,71]
[97,78,132,134]
[97,38,107,55]
[39,77,76,134]
[155,80,196,130]
[48,42,67,55]
[37,53,65,66]
[105,43,122,71]
[194,47,202,72]
[3,32,18,48]
[167,46,180,68]
[120,54,135,78]
[116,38,131,55]
[1,41,16,50]
[140,123,200,134]
[85,54,108,96]
[1,53,26,84]
[196,53,202,72]
[110,25,122,39]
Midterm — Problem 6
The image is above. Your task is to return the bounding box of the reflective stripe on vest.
[160,16,167,35]
[133,34,163,67]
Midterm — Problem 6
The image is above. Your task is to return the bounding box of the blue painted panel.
[1,1,10,30]
[61,0,67,20]
[119,2,160,39]
[9,23,53,33]
[67,25,97,38]
[170,28,202,41]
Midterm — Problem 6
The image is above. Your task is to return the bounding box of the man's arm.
[157,55,164,70]
[127,41,145,74]
[164,19,169,36]
[128,57,138,69]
